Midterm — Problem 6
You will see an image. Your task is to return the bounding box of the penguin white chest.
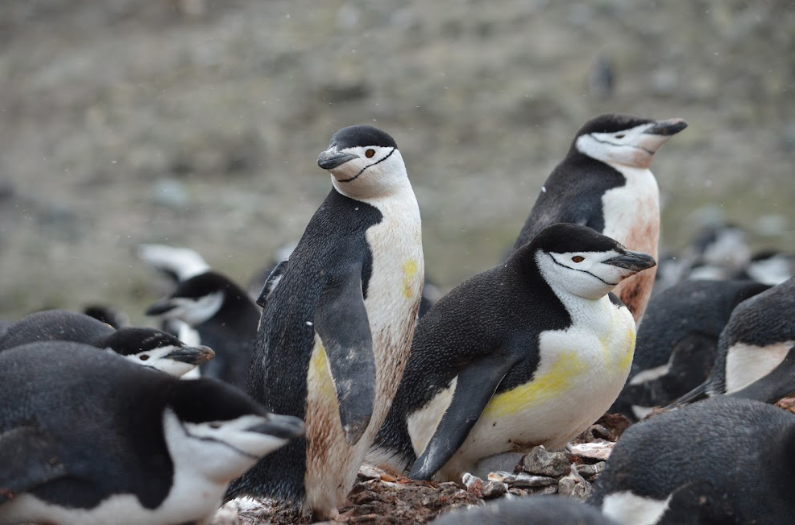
[430,297,635,480]
[601,166,659,257]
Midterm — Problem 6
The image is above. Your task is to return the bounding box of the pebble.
[558,465,592,501]
[521,445,571,477]
[487,471,557,488]
[568,440,614,461]
[577,461,606,479]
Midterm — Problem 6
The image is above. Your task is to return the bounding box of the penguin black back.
[232,186,382,503]
[592,397,795,524]
[0,310,114,351]
[431,496,620,525]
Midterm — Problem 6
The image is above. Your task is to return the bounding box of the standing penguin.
[513,114,686,324]
[370,223,655,481]
[591,397,795,525]
[227,125,424,519]
[0,341,304,525]
[145,271,260,390]
[0,309,214,377]
[672,277,795,406]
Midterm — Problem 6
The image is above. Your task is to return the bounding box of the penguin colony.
[1,115,794,525]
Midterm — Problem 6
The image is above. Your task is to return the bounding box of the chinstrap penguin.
[370,223,655,481]
[146,270,260,390]
[226,125,424,520]
[0,341,304,525]
[513,113,686,324]
[611,279,771,420]
[591,397,795,525]
[671,277,795,406]
[431,495,620,525]
[0,309,214,377]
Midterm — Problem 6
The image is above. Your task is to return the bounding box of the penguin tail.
[663,381,710,410]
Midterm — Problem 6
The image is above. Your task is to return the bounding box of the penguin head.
[317,125,408,199]
[573,113,687,169]
[102,327,215,377]
[532,224,657,300]
[165,379,305,482]
[145,272,230,326]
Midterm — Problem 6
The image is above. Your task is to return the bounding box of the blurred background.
[1,0,793,323]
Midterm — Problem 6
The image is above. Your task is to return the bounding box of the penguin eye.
[615,134,626,139]
[139,354,150,361]
[365,149,376,158]
[572,256,585,263]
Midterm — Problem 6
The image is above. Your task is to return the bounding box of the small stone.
[463,473,483,498]
[577,461,606,479]
[558,465,593,502]
[510,473,558,488]
[482,480,507,499]
[507,488,529,497]
[521,445,571,477]
[568,441,614,461]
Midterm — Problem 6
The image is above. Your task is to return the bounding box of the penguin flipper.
[409,353,518,480]
[256,259,289,308]
[315,264,375,446]
[0,425,67,503]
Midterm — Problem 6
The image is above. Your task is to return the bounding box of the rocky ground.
[212,414,630,525]
[1,0,794,321]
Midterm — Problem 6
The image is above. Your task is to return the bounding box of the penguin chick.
[673,277,795,406]
[0,341,304,525]
[226,125,424,520]
[146,271,260,390]
[431,495,620,525]
[0,310,214,377]
[611,279,771,420]
[371,223,655,481]
[513,113,686,324]
[591,397,795,525]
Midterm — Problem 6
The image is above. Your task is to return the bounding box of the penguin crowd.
[2,115,793,525]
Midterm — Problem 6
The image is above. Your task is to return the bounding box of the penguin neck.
[330,169,414,204]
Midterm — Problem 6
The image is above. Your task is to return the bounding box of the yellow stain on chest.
[308,340,336,400]
[401,259,418,299]
[482,350,587,419]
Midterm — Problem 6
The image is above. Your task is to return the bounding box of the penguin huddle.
[3,113,793,525]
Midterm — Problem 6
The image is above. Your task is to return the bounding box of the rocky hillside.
[1,0,793,321]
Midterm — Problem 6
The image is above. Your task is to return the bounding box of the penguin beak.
[643,118,688,136]
[247,413,305,440]
[317,150,358,170]
[145,300,177,316]
[165,345,216,365]
[603,250,657,272]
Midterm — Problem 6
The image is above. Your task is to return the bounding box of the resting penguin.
[591,397,795,525]
[145,270,260,390]
[671,276,795,406]
[513,113,686,324]
[0,341,304,525]
[610,279,771,420]
[431,496,620,525]
[226,125,424,519]
[369,223,655,481]
[0,309,215,377]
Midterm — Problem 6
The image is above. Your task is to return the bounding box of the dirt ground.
[1,0,794,321]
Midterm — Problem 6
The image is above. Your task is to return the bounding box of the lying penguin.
[370,223,655,481]
[0,341,304,525]
[0,309,214,377]
[591,397,795,525]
